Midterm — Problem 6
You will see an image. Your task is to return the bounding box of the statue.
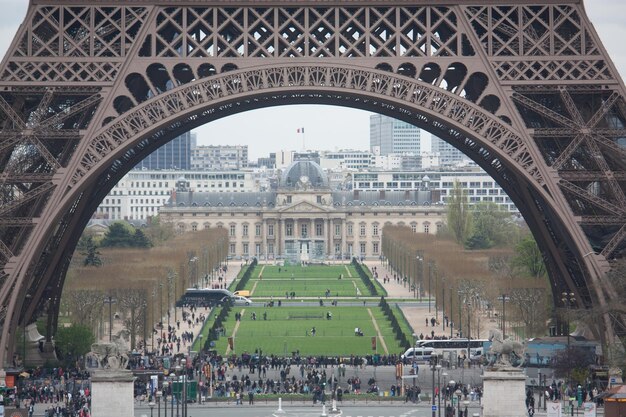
[85,329,130,370]
[487,329,525,369]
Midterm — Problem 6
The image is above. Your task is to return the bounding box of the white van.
[233,295,252,306]
[401,347,435,362]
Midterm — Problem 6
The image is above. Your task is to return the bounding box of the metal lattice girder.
[602,224,626,258]
[559,181,625,216]
[0,0,623,368]
[580,216,626,226]
[0,183,55,217]
[561,171,626,181]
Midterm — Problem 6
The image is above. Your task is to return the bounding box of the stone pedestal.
[91,370,135,417]
[482,369,527,417]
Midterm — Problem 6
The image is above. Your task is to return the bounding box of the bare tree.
[116,289,146,350]
[66,290,104,331]
[509,287,547,338]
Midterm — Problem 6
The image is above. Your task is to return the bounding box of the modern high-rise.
[430,135,471,167]
[135,131,196,170]
[370,114,421,155]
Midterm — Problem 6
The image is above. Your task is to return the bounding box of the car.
[233,295,252,306]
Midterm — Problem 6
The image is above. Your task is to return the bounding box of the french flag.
[297,128,305,133]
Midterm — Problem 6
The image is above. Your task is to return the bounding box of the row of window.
[180,220,441,237]
[227,241,382,257]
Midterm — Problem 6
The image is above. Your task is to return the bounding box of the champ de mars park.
[1,1,626,417]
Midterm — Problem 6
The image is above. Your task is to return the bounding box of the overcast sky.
[1,0,625,159]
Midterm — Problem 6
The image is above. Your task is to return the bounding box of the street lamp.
[431,362,442,417]
[412,333,418,401]
[463,399,470,417]
[103,295,117,342]
[439,371,446,417]
[497,294,510,339]
[455,389,462,417]
[156,390,162,417]
[181,358,188,417]
[149,401,155,417]
[428,261,435,314]
[162,382,169,417]
[416,252,424,302]
[438,372,448,417]
[562,292,576,388]
[167,270,174,327]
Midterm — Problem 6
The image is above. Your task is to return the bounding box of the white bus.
[415,338,489,357]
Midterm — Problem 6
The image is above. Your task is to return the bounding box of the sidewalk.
[363,261,498,340]
[98,262,244,354]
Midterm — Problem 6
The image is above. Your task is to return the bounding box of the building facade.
[430,135,472,167]
[351,169,517,212]
[160,161,445,261]
[135,131,196,170]
[95,170,257,220]
[191,145,249,170]
[370,114,421,156]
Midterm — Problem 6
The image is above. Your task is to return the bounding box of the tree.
[509,287,547,338]
[66,290,104,330]
[101,222,135,247]
[446,180,472,245]
[132,229,153,248]
[117,289,146,350]
[513,235,546,278]
[466,202,517,249]
[144,216,174,245]
[55,324,95,367]
[551,346,595,385]
[81,236,103,266]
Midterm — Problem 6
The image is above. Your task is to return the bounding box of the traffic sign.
[432,405,438,411]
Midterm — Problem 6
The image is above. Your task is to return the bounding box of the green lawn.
[241,264,375,297]
[210,306,407,356]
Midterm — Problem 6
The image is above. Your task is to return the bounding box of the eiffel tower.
[0,0,624,367]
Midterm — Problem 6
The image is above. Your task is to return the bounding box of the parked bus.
[415,338,489,356]
[176,288,234,307]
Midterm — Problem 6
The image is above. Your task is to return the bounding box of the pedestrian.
[425,318,428,327]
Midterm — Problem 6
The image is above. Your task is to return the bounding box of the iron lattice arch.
[0,0,625,366]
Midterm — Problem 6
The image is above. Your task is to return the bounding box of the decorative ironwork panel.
[142,6,475,58]
[2,6,148,83]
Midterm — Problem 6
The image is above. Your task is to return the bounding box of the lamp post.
[159,283,164,327]
[174,364,181,417]
[151,286,157,353]
[156,390,162,417]
[497,294,510,339]
[463,399,470,417]
[428,261,434,314]
[149,401,155,417]
[412,333,418,402]
[439,370,445,417]
[103,295,117,342]
[416,251,424,302]
[455,389,462,417]
[562,292,576,388]
[438,372,448,417]
[441,275,446,332]
[431,363,442,417]
[457,292,463,338]
[167,270,174,327]
[162,382,169,417]
[181,358,188,417]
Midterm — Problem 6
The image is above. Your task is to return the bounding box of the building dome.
[280,160,329,189]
